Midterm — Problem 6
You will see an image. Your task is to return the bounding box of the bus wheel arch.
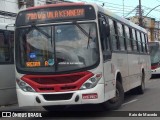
[135,69,145,94]
[116,72,122,85]
[102,72,124,110]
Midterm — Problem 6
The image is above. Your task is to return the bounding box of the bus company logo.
[2,112,11,117]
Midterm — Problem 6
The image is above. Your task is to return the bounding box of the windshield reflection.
[150,45,160,64]
[17,23,99,72]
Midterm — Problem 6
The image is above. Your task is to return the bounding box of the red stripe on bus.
[151,64,159,70]
[21,71,93,92]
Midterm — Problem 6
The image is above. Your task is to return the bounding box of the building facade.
[0,0,46,24]
[128,16,160,42]
[0,0,18,23]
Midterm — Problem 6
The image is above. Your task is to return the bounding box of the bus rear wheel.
[103,81,124,110]
[135,72,145,94]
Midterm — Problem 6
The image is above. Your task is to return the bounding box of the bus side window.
[141,32,146,53]
[136,31,142,52]
[0,30,11,63]
[145,34,149,53]
[132,29,138,51]
[124,26,132,51]
[98,14,111,61]
[134,30,139,52]
[108,19,119,51]
[9,31,14,62]
[117,22,125,51]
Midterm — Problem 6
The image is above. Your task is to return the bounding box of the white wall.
[0,0,19,24]
[0,0,50,24]
[34,0,46,6]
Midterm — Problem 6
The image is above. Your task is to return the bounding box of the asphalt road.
[1,77,160,120]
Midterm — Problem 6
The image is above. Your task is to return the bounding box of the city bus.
[15,2,151,110]
[0,23,17,105]
[149,41,160,76]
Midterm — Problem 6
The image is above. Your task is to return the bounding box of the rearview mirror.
[102,21,110,37]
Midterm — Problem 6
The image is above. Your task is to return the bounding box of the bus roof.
[19,2,147,33]
[95,4,147,33]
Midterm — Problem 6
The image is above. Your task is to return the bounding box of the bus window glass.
[144,34,148,52]
[17,23,99,72]
[55,23,99,71]
[19,26,53,67]
[132,29,137,51]
[136,31,142,52]
[109,19,118,50]
[141,33,145,53]
[0,32,11,63]
[117,23,125,51]
[125,26,132,51]
[149,43,160,66]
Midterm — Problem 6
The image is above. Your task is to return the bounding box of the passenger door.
[98,14,115,101]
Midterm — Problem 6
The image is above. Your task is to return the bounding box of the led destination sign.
[26,9,85,21]
[16,5,96,27]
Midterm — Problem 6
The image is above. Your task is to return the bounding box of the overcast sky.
[67,0,160,20]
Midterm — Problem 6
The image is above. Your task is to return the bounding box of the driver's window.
[98,14,111,61]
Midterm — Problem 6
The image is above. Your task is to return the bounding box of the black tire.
[135,72,145,94]
[103,81,124,110]
[43,105,66,111]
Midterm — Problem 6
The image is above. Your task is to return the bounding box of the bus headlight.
[16,79,35,92]
[80,73,102,90]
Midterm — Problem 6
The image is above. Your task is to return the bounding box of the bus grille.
[21,71,93,92]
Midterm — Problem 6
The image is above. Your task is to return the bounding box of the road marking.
[122,99,138,106]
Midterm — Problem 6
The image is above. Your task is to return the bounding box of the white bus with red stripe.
[15,2,151,110]
[149,41,160,76]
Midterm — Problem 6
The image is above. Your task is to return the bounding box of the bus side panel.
[110,53,129,92]
[141,55,151,81]
[0,65,17,105]
[103,61,115,101]
[128,53,141,90]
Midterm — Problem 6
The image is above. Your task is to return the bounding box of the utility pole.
[158,21,160,41]
[123,0,124,17]
[139,0,143,27]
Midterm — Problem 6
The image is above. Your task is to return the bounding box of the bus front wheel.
[103,81,124,110]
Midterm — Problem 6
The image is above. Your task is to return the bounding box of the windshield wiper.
[87,27,91,49]
[22,25,51,39]
[32,25,51,38]
[74,22,92,49]
[75,23,91,39]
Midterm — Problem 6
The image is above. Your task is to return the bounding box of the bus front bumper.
[16,84,105,107]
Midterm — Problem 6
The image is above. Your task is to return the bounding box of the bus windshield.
[16,22,99,73]
[149,42,160,65]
